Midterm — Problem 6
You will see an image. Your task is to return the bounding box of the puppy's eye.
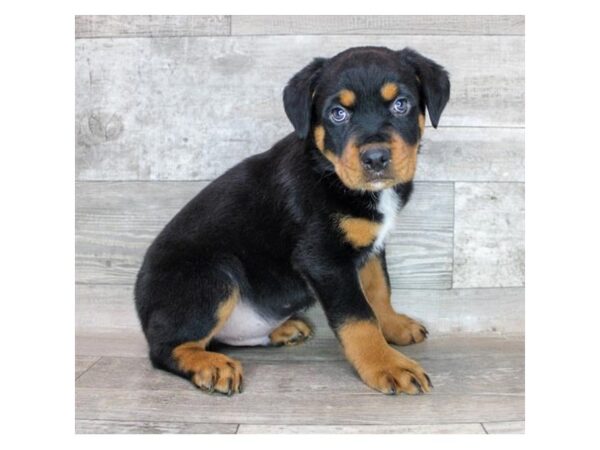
[329,106,350,124]
[391,96,410,116]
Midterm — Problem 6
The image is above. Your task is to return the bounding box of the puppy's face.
[284,47,450,191]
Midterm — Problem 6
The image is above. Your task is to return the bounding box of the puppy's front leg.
[300,261,432,395]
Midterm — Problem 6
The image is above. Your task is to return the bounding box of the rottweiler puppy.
[135,46,450,396]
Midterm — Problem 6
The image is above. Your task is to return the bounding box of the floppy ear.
[283,57,327,139]
[398,48,450,128]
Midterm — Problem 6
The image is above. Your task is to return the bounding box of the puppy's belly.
[214,300,289,346]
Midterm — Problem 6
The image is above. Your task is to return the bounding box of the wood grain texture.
[416,128,524,182]
[75,35,524,180]
[76,419,238,434]
[76,122,524,182]
[75,16,230,38]
[482,420,525,434]
[75,336,524,425]
[76,386,523,426]
[231,15,524,36]
[237,423,486,433]
[77,332,146,359]
[75,181,453,288]
[453,182,525,288]
[75,356,100,379]
[388,182,453,288]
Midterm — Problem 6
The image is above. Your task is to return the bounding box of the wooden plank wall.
[75,15,525,337]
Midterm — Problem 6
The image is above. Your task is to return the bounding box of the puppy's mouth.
[364,172,396,191]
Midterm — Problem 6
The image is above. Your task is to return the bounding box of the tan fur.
[338,216,381,248]
[338,319,431,394]
[171,289,243,394]
[314,125,326,152]
[316,136,372,190]
[339,89,356,107]
[359,256,428,345]
[380,82,399,101]
[269,318,313,346]
[334,139,364,189]
[418,113,426,138]
[389,132,419,183]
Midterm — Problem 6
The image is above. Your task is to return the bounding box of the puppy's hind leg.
[269,316,314,346]
[140,272,244,395]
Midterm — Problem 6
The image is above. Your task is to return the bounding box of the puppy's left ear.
[283,57,327,139]
[398,48,450,128]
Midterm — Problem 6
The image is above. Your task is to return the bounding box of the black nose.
[360,148,390,172]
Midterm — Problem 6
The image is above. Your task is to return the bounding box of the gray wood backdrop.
[75,15,525,341]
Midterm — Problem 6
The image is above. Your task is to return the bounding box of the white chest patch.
[214,300,288,346]
[372,188,400,252]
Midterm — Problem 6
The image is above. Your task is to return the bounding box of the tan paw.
[359,349,433,395]
[382,314,429,346]
[269,318,313,346]
[188,352,244,395]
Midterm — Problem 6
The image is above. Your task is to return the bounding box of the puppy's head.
[283,47,450,191]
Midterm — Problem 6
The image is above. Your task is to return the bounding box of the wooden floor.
[75,309,524,434]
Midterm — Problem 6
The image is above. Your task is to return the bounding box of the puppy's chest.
[337,189,400,252]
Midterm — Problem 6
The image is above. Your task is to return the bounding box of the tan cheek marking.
[339,89,356,107]
[390,133,419,183]
[338,216,381,248]
[338,141,364,188]
[418,113,426,138]
[380,82,398,101]
[324,138,367,190]
[314,125,326,152]
[314,132,371,191]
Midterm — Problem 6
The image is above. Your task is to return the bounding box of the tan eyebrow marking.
[380,82,398,101]
[338,89,356,107]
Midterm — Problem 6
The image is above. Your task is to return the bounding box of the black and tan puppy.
[135,46,450,395]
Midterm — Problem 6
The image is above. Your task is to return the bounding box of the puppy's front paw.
[359,350,433,395]
[339,319,432,395]
[382,314,429,346]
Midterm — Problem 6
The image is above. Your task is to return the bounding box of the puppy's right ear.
[283,57,327,139]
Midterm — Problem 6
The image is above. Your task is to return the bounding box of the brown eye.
[329,106,350,124]
[391,96,410,116]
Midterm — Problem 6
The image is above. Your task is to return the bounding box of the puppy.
[135,46,450,395]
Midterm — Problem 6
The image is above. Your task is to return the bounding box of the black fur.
[135,46,450,384]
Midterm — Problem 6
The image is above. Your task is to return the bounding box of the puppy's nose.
[360,148,390,172]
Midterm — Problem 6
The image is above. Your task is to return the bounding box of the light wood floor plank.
[76,336,523,426]
[231,15,524,36]
[237,423,486,434]
[76,386,522,426]
[75,15,230,38]
[482,420,525,434]
[75,356,101,379]
[454,182,525,288]
[75,419,238,434]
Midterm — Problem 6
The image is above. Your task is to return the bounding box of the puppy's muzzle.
[360,148,390,173]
